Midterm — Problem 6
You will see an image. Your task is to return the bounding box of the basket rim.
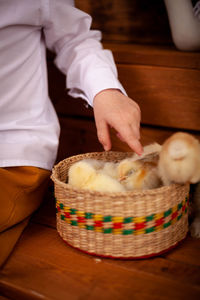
[51,151,189,197]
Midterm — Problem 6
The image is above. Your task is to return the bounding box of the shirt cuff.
[67,68,127,107]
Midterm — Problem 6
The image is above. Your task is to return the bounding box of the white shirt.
[0,0,126,170]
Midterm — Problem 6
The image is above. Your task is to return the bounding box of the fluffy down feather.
[117,143,162,190]
[158,132,200,239]
[68,159,125,193]
[158,132,200,185]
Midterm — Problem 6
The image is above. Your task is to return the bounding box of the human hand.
[93,89,143,155]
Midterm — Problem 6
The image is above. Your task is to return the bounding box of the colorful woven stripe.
[56,196,189,235]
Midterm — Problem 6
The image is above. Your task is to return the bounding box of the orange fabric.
[0,166,50,267]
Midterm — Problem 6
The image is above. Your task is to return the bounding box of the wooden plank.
[75,0,172,45]
[104,250,200,286]
[1,224,200,300]
[166,236,200,267]
[0,282,45,300]
[103,43,200,70]
[0,296,10,300]
[118,64,200,131]
[48,57,200,132]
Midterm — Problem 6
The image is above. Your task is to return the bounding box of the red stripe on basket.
[134,222,145,230]
[77,216,85,223]
[182,205,186,212]
[113,222,123,229]
[172,211,178,220]
[155,218,164,226]
[56,195,189,235]
[64,212,71,218]
[94,220,103,227]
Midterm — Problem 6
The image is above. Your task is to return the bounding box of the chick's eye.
[127,169,136,176]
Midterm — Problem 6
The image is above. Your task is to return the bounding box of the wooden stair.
[47,42,200,164]
[0,187,200,300]
[0,0,200,298]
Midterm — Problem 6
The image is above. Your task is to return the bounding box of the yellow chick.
[68,159,125,193]
[117,143,162,190]
[117,159,161,190]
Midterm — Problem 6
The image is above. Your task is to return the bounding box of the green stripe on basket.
[146,214,154,222]
[103,228,113,234]
[103,215,112,222]
[164,208,172,218]
[124,217,133,223]
[163,221,171,228]
[85,212,93,219]
[56,195,189,235]
[123,229,134,235]
[145,227,155,234]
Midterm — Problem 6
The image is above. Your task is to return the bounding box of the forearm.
[164,0,200,51]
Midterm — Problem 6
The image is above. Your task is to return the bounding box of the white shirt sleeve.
[42,0,126,106]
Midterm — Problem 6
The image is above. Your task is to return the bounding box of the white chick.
[158,132,200,185]
[158,132,200,239]
[102,161,118,179]
[68,159,125,193]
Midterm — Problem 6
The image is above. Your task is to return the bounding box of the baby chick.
[68,159,125,193]
[158,132,200,185]
[102,161,118,179]
[117,158,161,190]
[117,143,162,190]
[158,132,200,239]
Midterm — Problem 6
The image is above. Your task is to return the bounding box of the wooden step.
[103,43,200,69]
[75,0,173,45]
[1,186,200,300]
[48,43,200,133]
[118,63,200,131]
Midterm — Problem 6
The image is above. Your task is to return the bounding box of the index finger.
[116,124,143,155]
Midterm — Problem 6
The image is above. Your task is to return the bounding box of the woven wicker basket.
[51,151,190,259]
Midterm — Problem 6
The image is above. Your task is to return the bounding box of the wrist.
[94,88,123,101]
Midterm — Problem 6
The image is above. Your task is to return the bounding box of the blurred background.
[47,0,200,163]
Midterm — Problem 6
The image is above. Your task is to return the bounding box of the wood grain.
[75,0,173,45]
[47,51,200,132]
[103,43,200,70]
[0,223,200,300]
[118,64,200,131]
[0,296,10,300]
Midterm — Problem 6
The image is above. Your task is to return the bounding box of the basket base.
[59,234,188,260]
